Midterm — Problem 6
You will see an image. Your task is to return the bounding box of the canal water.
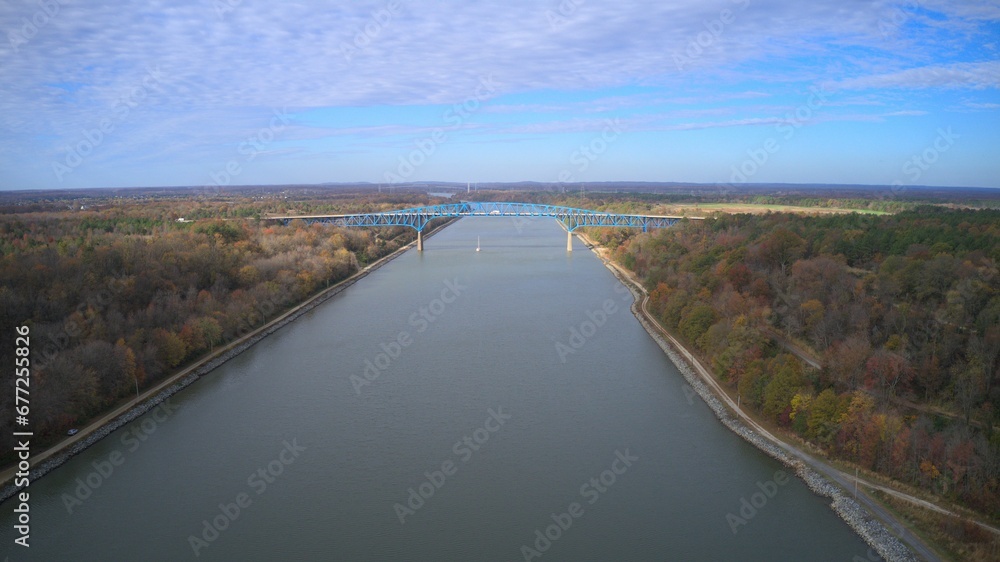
[2,218,876,561]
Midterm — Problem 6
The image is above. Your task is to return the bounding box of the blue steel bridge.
[267,201,696,251]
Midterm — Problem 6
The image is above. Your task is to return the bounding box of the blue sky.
[1,0,998,190]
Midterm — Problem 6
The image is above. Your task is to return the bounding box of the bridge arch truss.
[269,201,693,251]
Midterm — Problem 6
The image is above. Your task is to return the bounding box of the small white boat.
[476,236,481,252]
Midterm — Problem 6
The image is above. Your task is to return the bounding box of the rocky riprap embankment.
[611,269,915,562]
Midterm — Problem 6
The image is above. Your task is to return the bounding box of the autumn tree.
[865,349,914,401]
[755,226,805,275]
[806,388,845,446]
[763,354,807,422]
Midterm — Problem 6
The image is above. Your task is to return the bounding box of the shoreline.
[575,231,919,562]
[0,220,454,504]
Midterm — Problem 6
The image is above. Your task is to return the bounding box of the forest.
[0,189,439,463]
[588,207,1000,518]
[2,187,998,556]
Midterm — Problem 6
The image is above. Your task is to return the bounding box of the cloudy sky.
[1,0,998,190]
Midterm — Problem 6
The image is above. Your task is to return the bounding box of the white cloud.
[882,110,928,116]
[962,101,1000,109]
[1,0,998,187]
[2,0,997,120]
[831,61,1000,90]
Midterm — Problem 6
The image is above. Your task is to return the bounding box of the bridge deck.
[266,212,690,220]
[266,201,699,232]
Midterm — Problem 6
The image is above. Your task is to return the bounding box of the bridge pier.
[266,204,696,250]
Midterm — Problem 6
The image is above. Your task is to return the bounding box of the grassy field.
[662,203,891,216]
